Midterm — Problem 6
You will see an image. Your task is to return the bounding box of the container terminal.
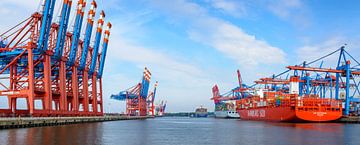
[0,0,360,130]
[212,46,360,122]
[0,0,166,129]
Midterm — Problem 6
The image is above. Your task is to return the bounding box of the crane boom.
[89,10,105,75]
[97,22,111,78]
[54,0,73,59]
[79,0,97,70]
[67,0,86,66]
[38,0,56,53]
[287,65,360,75]
[140,67,151,98]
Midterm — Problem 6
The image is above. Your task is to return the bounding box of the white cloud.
[151,0,286,66]
[108,32,204,80]
[268,0,302,19]
[189,20,286,65]
[297,37,344,62]
[267,0,310,28]
[102,31,218,112]
[0,0,40,10]
[210,0,247,18]
[295,36,360,68]
[0,0,42,32]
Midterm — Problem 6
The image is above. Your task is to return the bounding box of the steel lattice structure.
[251,46,360,115]
[0,0,111,117]
[110,67,156,116]
[211,70,251,105]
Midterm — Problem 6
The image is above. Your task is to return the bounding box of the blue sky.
[1,0,360,112]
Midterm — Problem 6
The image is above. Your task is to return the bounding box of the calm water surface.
[1,117,360,145]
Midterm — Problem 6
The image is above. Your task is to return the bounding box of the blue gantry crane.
[38,0,56,53]
[111,67,153,116]
[251,46,360,116]
[89,11,105,75]
[0,0,112,117]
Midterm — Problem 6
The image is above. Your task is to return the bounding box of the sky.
[1,0,360,112]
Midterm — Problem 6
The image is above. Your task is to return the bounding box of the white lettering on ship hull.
[247,109,266,117]
[313,112,327,116]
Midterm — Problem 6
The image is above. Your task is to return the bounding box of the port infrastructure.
[110,67,158,116]
[0,0,112,117]
[248,46,360,116]
[213,46,360,116]
[155,100,167,116]
[211,70,252,105]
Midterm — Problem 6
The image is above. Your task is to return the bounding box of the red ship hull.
[237,107,342,122]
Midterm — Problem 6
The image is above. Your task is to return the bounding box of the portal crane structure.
[110,67,153,116]
[0,0,112,117]
[252,46,360,115]
[211,70,251,104]
[286,46,360,115]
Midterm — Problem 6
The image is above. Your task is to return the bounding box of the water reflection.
[267,122,344,132]
[1,118,360,145]
[249,121,347,145]
[0,123,104,145]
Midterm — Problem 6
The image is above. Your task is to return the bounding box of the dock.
[0,115,149,129]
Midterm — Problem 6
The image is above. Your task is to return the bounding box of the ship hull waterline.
[237,107,342,122]
[215,111,240,118]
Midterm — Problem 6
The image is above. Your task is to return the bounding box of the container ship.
[214,101,239,118]
[194,106,208,118]
[236,76,343,122]
[211,71,243,118]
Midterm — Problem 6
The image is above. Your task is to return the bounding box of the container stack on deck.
[0,0,112,117]
[211,70,249,118]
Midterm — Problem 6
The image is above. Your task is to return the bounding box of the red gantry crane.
[211,70,252,113]
[110,67,154,116]
[0,0,112,117]
[211,70,250,103]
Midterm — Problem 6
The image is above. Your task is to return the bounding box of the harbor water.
[1,117,360,145]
